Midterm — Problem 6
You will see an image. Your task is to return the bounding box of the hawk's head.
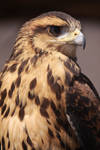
[15,11,86,60]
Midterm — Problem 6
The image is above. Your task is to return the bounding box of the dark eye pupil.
[49,26,61,36]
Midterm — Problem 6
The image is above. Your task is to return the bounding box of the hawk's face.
[18,11,86,59]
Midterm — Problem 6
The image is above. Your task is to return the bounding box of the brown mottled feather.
[0,51,80,150]
[0,11,99,150]
[66,73,100,150]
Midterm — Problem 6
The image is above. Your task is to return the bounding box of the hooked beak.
[57,28,86,49]
[74,31,86,49]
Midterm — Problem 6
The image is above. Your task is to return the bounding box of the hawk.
[0,11,100,150]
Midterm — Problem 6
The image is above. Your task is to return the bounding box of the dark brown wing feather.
[66,72,100,150]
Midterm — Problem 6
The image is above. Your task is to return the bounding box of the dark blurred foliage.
[0,0,100,18]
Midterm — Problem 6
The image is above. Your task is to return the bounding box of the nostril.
[74,33,77,36]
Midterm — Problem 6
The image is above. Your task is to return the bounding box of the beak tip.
[83,37,86,50]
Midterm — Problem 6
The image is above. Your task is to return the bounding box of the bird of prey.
[0,11,100,150]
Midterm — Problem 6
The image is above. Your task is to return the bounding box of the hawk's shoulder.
[66,71,100,150]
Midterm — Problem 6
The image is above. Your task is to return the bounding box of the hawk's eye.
[49,26,61,36]
[48,25,68,37]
